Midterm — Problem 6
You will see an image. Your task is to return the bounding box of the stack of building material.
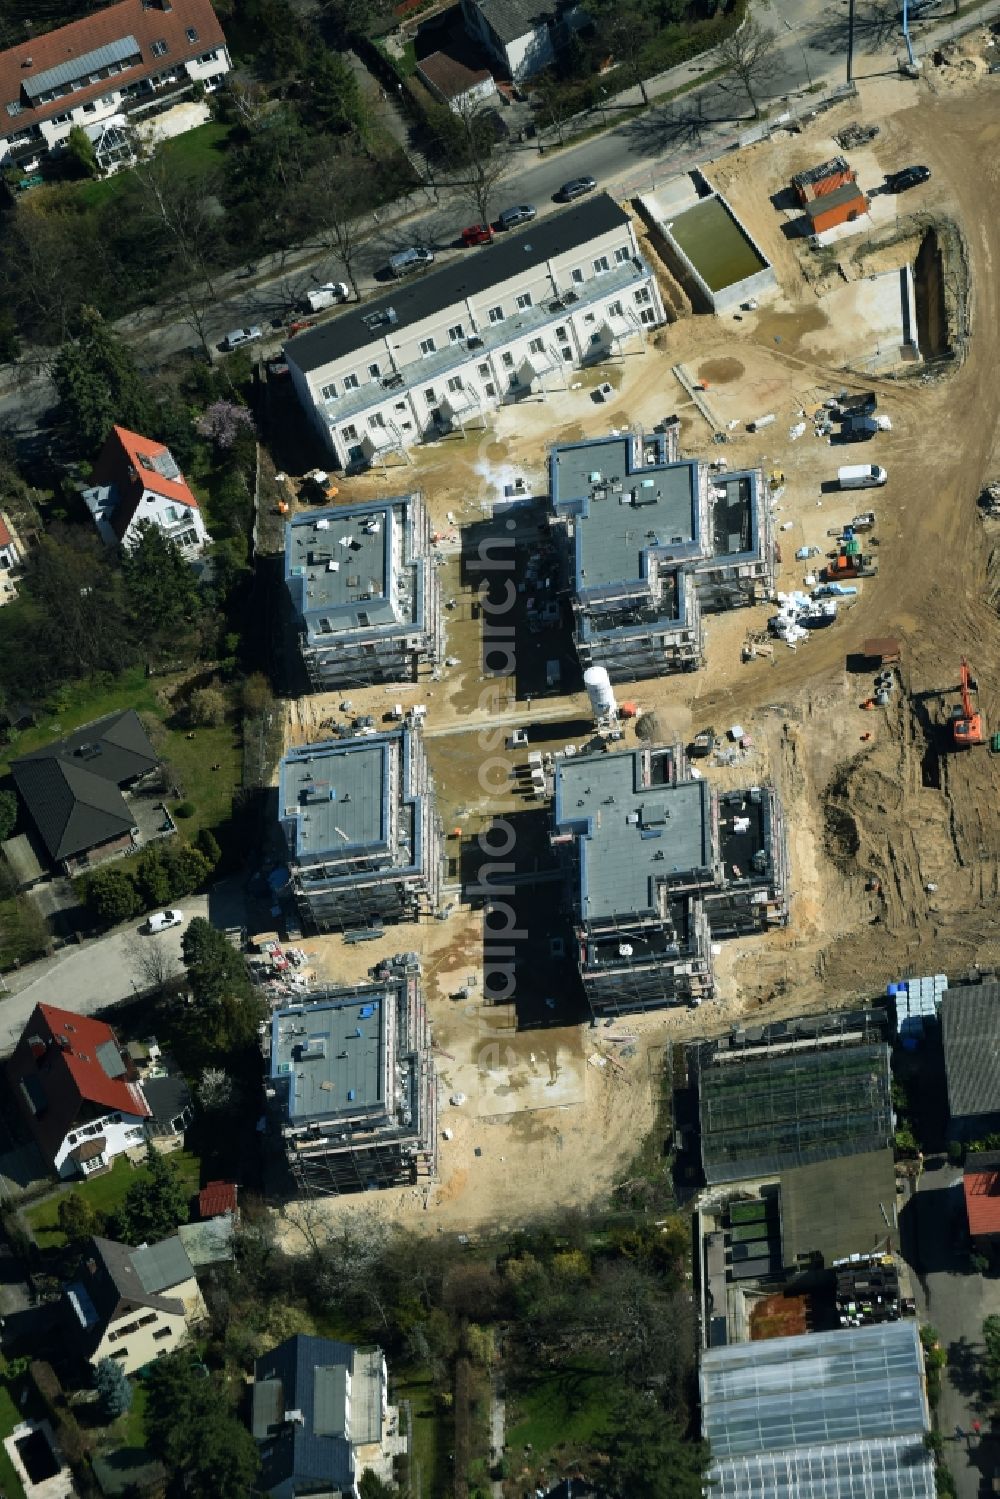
[888,974,947,1046]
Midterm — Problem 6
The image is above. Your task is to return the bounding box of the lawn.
[74,121,233,210]
[505,1362,610,1458]
[395,1370,449,1496]
[0,666,243,847]
[25,1150,201,1249]
[113,1381,148,1448]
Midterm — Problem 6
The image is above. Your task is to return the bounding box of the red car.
[287,318,315,335]
[461,223,493,246]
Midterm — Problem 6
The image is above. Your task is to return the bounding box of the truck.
[838,465,888,489]
[304,282,348,312]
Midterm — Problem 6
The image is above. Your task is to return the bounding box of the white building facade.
[0,0,230,168]
[284,195,667,471]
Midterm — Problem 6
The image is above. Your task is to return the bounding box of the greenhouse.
[697,1039,894,1184]
[702,1322,935,1499]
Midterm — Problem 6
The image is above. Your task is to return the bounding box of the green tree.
[162,840,212,898]
[189,685,228,727]
[94,1357,133,1418]
[195,828,222,867]
[592,0,656,104]
[0,789,16,841]
[66,125,98,178]
[604,1391,708,1498]
[111,1142,190,1245]
[358,1474,396,1499]
[122,523,202,641]
[145,1353,260,1499]
[983,1314,1000,1402]
[81,866,142,928]
[181,916,264,1051]
[53,307,153,455]
[302,49,364,133]
[57,1193,99,1244]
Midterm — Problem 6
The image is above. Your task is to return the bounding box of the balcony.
[318,258,654,427]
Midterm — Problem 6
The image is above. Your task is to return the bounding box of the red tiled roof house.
[7,1003,151,1179]
[0,0,230,169]
[964,1151,1000,1240]
[82,424,210,557]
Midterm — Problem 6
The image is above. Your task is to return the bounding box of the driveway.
[907,1167,1000,1498]
[0,877,247,1053]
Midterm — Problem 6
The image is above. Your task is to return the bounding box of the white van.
[838,464,888,489]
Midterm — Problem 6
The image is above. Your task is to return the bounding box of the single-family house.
[11,708,160,873]
[252,1334,402,1499]
[82,424,210,557]
[0,0,230,172]
[460,0,585,80]
[6,1004,151,1179]
[415,51,498,112]
[65,1234,207,1375]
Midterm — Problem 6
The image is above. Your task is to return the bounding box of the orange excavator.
[952,658,984,749]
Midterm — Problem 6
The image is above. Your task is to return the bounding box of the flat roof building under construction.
[284,493,440,689]
[551,743,788,1016]
[549,432,774,681]
[701,1321,935,1499]
[267,958,436,1195]
[279,728,442,933]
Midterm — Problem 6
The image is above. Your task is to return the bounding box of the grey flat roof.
[554,748,710,922]
[285,501,396,624]
[284,195,631,375]
[942,982,1000,1119]
[271,991,385,1121]
[779,1148,898,1265]
[280,738,390,860]
[551,435,700,590]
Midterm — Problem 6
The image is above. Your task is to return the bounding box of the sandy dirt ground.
[276,63,1000,1243]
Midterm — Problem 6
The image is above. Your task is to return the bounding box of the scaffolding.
[269,964,439,1197]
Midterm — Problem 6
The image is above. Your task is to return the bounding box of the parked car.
[556,176,597,202]
[143,909,183,934]
[885,164,930,192]
[496,204,536,230]
[388,246,435,278]
[221,325,263,351]
[304,282,349,312]
[287,318,315,335]
[461,223,493,246]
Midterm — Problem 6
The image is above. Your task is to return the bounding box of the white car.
[143,909,183,934]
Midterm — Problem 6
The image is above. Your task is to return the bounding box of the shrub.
[188,685,228,728]
[174,800,196,819]
[196,828,222,866]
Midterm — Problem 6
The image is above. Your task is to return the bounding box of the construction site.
[264,49,1000,1236]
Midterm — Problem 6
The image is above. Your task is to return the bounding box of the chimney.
[21,56,33,67]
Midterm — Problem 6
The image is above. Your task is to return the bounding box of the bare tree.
[130,145,225,355]
[126,934,181,998]
[435,99,512,227]
[304,155,375,302]
[716,18,778,118]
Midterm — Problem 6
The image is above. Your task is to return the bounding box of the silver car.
[222,326,263,351]
[497,204,536,230]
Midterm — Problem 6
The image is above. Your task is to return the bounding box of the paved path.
[907,1166,1000,1498]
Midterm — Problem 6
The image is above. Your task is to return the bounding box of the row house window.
[615,245,631,264]
[571,268,584,284]
[321,381,338,400]
[593,255,610,274]
[448,323,464,343]
[419,337,436,356]
[343,373,359,390]
[516,292,532,310]
[528,338,544,355]
[488,306,504,324]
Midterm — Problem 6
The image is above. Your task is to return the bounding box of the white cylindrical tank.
[584,665,617,718]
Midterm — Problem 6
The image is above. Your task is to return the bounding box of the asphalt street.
[907,1165,1000,1497]
[0,0,989,446]
[0,878,246,1052]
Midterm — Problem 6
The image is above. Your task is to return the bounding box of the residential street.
[907,1166,1000,1498]
[0,0,989,448]
[0,879,246,1052]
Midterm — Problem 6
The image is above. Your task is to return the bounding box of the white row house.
[283,195,667,471]
[0,0,230,169]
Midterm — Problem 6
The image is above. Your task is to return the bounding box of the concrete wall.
[639,187,778,315]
